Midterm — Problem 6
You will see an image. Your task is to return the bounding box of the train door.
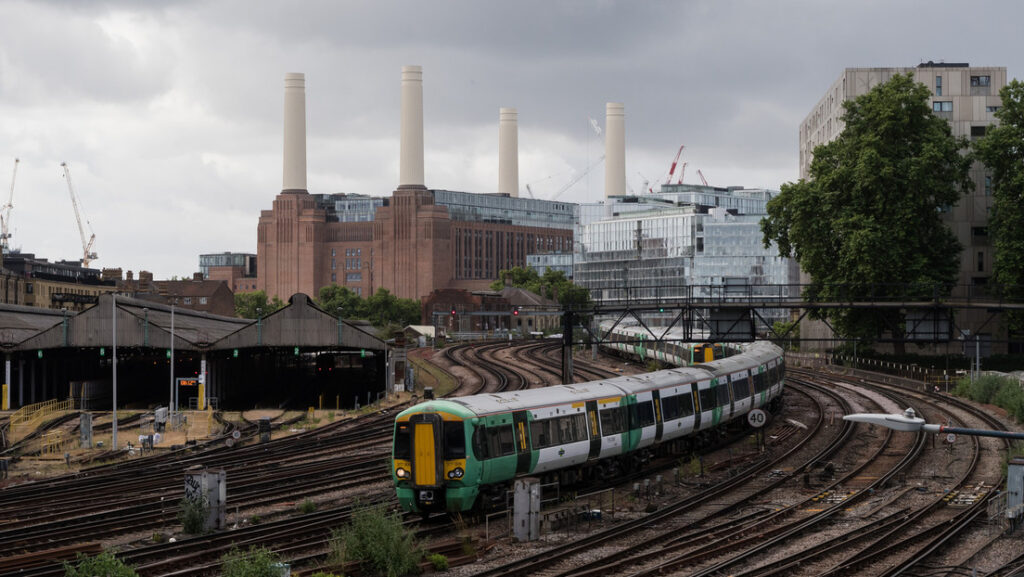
[512,411,533,474]
[409,413,443,489]
[652,389,664,442]
[586,400,601,460]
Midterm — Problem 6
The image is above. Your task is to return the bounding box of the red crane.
[664,145,685,184]
[697,169,708,186]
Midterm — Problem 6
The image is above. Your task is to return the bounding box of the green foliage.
[298,498,317,514]
[220,546,283,577]
[973,80,1024,330]
[235,290,285,319]
[427,553,449,571]
[309,572,343,577]
[318,285,422,330]
[770,320,800,351]
[953,374,1024,422]
[64,551,138,577]
[761,73,971,346]
[328,504,421,577]
[178,496,209,534]
[490,266,592,310]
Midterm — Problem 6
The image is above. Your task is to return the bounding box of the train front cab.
[393,410,473,514]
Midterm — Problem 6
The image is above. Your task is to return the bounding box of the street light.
[844,407,1024,440]
[169,298,176,423]
[111,294,118,450]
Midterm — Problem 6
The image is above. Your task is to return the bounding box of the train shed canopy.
[3,292,386,353]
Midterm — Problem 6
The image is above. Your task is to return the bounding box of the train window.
[677,393,695,418]
[599,406,627,435]
[699,388,716,412]
[716,383,731,406]
[731,375,750,400]
[633,401,655,427]
[661,395,680,421]
[753,369,766,393]
[394,423,411,459]
[560,414,587,443]
[494,425,515,456]
[530,420,554,449]
[444,421,466,459]
[472,426,488,460]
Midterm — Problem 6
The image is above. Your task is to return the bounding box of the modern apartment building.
[799,62,1007,352]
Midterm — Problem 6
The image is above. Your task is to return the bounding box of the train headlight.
[448,467,464,479]
[396,468,409,479]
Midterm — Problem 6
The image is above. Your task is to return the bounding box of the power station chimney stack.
[282,73,307,193]
[400,65,426,189]
[604,102,625,199]
[499,108,519,197]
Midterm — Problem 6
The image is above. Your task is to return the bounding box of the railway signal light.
[451,308,457,316]
[513,307,519,316]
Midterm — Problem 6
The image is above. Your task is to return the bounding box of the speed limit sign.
[748,409,768,428]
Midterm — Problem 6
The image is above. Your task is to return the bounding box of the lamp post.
[256,307,263,345]
[111,294,118,450]
[844,408,1024,440]
[342,309,350,346]
[169,298,175,423]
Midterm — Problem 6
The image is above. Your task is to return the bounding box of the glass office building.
[574,185,796,320]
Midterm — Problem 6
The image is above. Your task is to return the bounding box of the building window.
[331,248,336,257]
[346,273,362,282]
[977,251,984,273]
[971,75,991,87]
[183,297,192,305]
[331,273,336,282]
[935,75,942,96]
[985,175,992,195]
[971,126,987,138]
[972,227,988,237]
[199,297,207,305]
[987,105,1001,113]
[932,101,953,112]
[331,259,336,270]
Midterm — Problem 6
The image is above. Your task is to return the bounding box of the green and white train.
[392,340,784,514]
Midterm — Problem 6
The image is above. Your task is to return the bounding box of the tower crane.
[697,169,709,186]
[663,145,685,184]
[677,162,688,185]
[60,162,98,268]
[1,158,18,255]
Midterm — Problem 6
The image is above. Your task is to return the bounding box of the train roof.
[447,379,638,416]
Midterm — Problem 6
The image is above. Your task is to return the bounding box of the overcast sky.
[1,0,1020,279]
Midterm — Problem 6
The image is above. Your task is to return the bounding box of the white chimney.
[499,107,519,197]
[604,102,625,199]
[282,73,307,193]
[400,65,425,189]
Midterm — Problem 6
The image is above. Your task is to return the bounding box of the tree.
[973,79,1024,330]
[317,285,422,332]
[318,284,366,319]
[761,73,972,349]
[234,291,285,319]
[491,266,592,310]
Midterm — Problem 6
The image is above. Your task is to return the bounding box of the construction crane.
[551,154,605,201]
[60,162,98,268]
[677,162,688,185]
[663,145,685,184]
[524,184,535,199]
[1,158,18,255]
[697,169,709,186]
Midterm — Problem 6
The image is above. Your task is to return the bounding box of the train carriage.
[393,340,785,514]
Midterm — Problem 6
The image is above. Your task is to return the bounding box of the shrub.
[328,504,421,577]
[64,551,138,577]
[178,496,209,534]
[220,546,282,577]
[298,498,317,514]
[427,553,448,571]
